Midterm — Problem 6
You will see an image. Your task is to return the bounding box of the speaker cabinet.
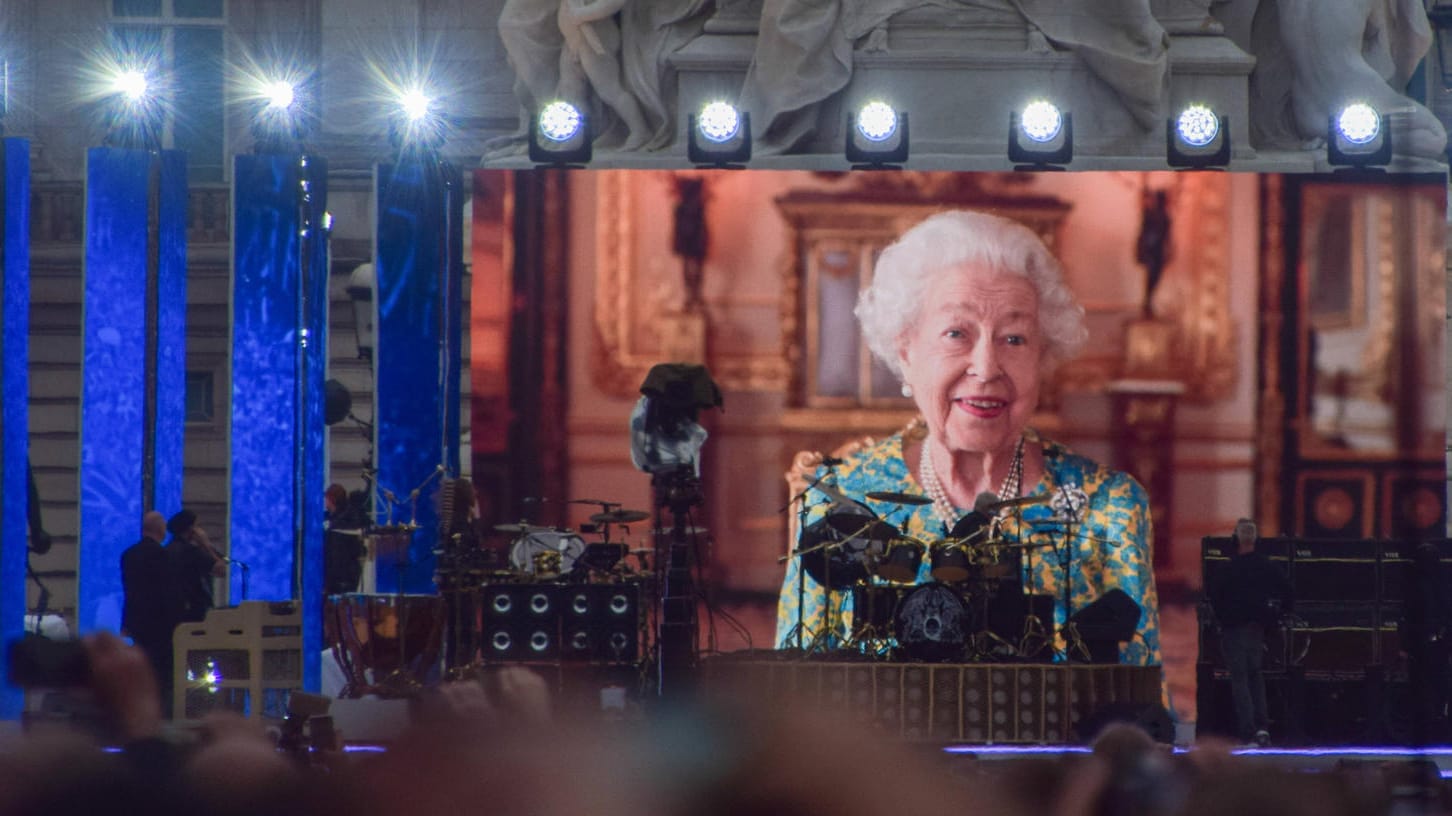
[482,585,560,661]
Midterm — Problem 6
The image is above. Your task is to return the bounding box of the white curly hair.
[855,210,1087,378]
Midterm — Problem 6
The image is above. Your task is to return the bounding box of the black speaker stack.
[1197,536,1452,744]
[480,580,647,665]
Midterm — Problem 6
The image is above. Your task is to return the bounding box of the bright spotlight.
[1009,100,1072,169]
[1328,102,1390,168]
[1336,103,1380,145]
[538,100,583,142]
[264,80,295,111]
[1175,105,1219,148]
[856,101,898,143]
[113,69,148,102]
[1167,104,1230,169]
[400,88,431,123]
[688,101,750,167]
[529,100,591,166]
[846,101,908,168]
[1019,101,1062,143]
[697,101,741,143]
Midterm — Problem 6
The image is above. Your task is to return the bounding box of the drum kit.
[784,489,1072,664]
[424,498,663,679]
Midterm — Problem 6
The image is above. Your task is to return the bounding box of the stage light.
[1328,102,1391,168]
[697,101,741,143]
[264,80,295,111]
[112,69,148,103]
[399,88,431,122]
[528,100,591,166]
[1336,103,1380,144]
[1009,100,1072,169]
[1167,104,1230,169]
[688,101,750,167]
[846,101,908,168]
[1019,101,1062,143]
[538,100,583,142]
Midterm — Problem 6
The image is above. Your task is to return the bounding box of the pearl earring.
[901,383,914,398]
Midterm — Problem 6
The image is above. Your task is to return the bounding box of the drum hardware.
[977,493,1052,514]
[649,526,708,536]
[824,513,899,542]
[876,536,926,583]
[495,522,550,534]
[589,509,651,525]
[509,530,587,576]
[533,550,564,577]
[864,491,933,506]
[929,539,973,583]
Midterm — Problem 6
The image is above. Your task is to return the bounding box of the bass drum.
[894,583,972,662]
[509,530,586,576]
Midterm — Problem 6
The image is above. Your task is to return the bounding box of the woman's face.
[898,263,1044,457]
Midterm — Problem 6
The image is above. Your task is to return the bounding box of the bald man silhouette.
[121,510,183,713]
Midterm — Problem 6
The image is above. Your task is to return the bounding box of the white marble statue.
[739,0,1171,155]
[621,1,714,150]
[1218,0,1447,158]
[558,0,653,150]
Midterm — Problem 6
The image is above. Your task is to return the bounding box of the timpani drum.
[325,593,446,698]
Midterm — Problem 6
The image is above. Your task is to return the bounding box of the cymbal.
[1029,516,1078,525]
[493,522,548,534]
[824,514,899,541]
[569,498,617,506]
[865,491,933,506]
[650,526,709,536]
[590,509,651,524]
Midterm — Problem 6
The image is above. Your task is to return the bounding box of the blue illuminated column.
[0,138,31,718]
[229,153,328,690]
[77,148,187,634]
[373,158,463,593]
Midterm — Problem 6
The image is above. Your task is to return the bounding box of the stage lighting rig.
[529,100,591,167]
[103,66,161,149]
[1,60,8,135]
[1167,104,1230,169]
[846,101,908,169]
[1009,100,1072,170]
[251,77,306,154]
[688,101,751,168]
[388,85,448,153]
[1328,102,1391,169]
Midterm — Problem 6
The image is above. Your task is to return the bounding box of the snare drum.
[875,538,924,583]
[930,540,973,583]
[509,531,587,576]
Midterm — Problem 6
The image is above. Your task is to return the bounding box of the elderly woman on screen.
[776,210,1162,668]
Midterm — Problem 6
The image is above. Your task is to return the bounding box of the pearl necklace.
[918,435,1025,527]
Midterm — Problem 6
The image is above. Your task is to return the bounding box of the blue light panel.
[374,159,463,593]
[229,153,328,688]
[78,147,187,635]
[0,138,31,718]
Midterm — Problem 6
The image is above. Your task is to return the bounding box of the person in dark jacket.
[166,509,226,624]
[120,511,183,712]
[1208,518,1292,746]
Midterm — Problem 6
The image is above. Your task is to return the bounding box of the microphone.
[821,456,847,467]
[974,492,1000,514]
[977,492,1051,515]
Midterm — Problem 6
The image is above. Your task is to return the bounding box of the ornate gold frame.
[589,171,1240,411]
[589,170,791,396]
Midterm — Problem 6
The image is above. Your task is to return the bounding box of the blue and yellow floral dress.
[775,427,1162,668]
